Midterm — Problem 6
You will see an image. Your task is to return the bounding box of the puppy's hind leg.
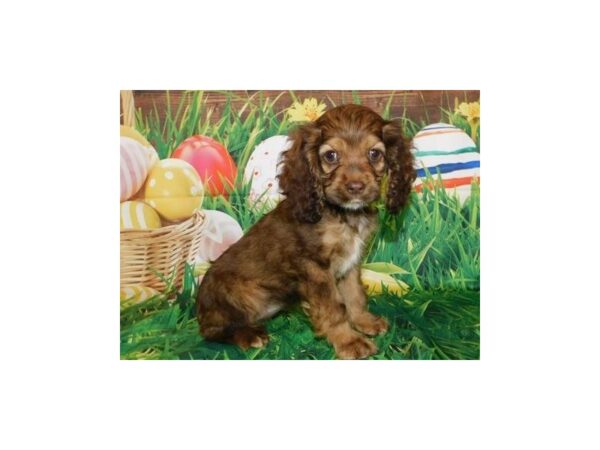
[196,277,270,350]
[230,326,270,350]
[198,302,270,350]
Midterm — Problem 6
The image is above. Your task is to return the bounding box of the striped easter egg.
[412,123,480,202]
[120,137,152,201]
[120,126,159,167]
[120,201,162,230]
[120,285,160,304]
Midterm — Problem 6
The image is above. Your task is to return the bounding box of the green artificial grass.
[121,90,480,360]
[121,288,479,360]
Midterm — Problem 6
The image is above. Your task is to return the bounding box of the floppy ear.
[278,123,324,223]
[382,120,416,214]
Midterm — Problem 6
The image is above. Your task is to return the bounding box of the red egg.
[172,135,237,197]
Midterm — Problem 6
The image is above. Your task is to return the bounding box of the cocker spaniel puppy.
[196,104,416,359]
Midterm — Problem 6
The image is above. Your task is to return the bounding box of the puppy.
[196,104,415,359]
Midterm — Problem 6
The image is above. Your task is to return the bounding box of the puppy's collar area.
[324,199,373,215]
[342,200,366,211]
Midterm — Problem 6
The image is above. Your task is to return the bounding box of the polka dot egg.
[143,159,204,221]
[120,201,162,230]
[412,123,480,202]
[243,135,292,210]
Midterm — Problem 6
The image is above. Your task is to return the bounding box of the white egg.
[243,135,293,210]
[412,123,480,202]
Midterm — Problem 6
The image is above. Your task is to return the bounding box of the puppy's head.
[278,104,416,222]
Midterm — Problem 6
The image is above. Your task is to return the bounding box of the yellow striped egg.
[120,285,160,304]
[120,201,162,230]
[143,159,204,221]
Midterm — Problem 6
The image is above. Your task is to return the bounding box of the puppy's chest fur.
[319,213,376,279]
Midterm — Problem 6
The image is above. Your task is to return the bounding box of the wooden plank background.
[125,90,479,125]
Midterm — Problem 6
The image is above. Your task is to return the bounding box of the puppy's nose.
[346,181,366,195]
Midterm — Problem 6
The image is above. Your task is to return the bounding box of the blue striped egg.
[411,123,480,202]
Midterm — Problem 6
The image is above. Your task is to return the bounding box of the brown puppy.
[196,104,415,359]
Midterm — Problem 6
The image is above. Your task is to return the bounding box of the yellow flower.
[457,101,480,122]
[456,101,480,142]
[287,98,327,122]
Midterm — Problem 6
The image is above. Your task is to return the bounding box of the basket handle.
[121,90,136,128]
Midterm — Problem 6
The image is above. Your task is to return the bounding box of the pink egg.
[172,136,237,198]
[196,210,243,263]
[120,137,152,201]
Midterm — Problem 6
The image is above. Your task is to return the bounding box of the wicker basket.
[120,210,207,290]
[120,90,207,291]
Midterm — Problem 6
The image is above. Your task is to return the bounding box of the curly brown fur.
[382,121,416,213]
[196,104,415,359]
[278,123,324,223]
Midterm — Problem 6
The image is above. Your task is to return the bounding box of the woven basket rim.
[120,210,205,237]
[120,209,207,289]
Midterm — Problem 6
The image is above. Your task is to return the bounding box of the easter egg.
[120,125,159,167]
[120,201,162,230]
[120,285,160,304]
[120,125,151,147]
[172,135,237,198]
[243,135,292,210]
[411,123,480,202]
[120,137,150,201]
[361,269,409,296]
[195,210,243,263]
[143,159,204,221]
[120,127,159,202]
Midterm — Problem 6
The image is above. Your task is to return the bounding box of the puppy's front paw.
[335,335,377,360]
[352,313,389,336]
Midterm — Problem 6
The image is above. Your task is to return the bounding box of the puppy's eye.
[323,150,338,164]
[368,148,382,162]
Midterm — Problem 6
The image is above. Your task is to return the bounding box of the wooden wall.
[126,90,479,125]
